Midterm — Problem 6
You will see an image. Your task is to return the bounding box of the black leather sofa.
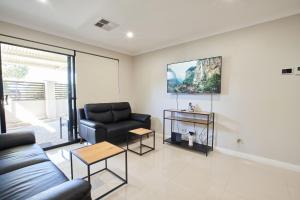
[79,102,151,144]
[0,131,91,200]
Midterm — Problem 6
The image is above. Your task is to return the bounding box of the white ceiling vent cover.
[95,18,119,31]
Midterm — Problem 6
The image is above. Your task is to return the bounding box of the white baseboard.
[156,133,300,172]
[215,146,300,172]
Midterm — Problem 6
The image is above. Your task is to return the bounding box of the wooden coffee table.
[70,141,127,199]
[127,128,155,156]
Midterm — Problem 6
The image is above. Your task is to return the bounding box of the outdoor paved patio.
[8,118,70,148]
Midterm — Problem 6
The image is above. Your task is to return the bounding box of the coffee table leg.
[153,131,156,150]
[105,159,107,169]
[140,136,142,155]
[70,152,73,180]
[126,133,129,150]
[87,165,91,183]
[125,151,128,183]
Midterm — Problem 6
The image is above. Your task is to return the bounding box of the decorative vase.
[188,134,194,147]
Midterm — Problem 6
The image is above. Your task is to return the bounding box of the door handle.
[4,95,8,105]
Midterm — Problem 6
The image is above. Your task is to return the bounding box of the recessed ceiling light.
[37,0,48,4]
[126,32,134,38]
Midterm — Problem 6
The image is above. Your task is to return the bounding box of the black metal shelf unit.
[163,109,215,156]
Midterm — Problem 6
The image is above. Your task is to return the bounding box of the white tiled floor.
[46,136,300,200]
[9,118,69,148]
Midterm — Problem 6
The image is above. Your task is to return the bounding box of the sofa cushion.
[112,102,131,122]
[0,132,35,151]
[27,179,91,200]
[0,161,68,200]
[0,144,49,175]
[84,103,113,123]
[106,120,146,138]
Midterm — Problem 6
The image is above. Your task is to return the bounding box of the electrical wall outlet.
[282,68,293,75]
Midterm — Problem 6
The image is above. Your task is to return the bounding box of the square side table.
[70,141,127,199]
[127,128,155,156]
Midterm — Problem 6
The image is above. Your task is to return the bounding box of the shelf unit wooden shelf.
[163,109,215,156]
[164,116,212,125]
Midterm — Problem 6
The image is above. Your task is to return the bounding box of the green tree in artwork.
[2,64,28,79]
[203,73,221,92]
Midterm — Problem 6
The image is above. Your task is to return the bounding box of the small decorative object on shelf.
[188,102,195,112]
[188,131,195,147]
[163,109,215,156]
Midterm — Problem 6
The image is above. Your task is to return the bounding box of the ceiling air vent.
[95,18,119,31]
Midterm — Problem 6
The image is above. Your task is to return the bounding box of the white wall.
[55,99,68,118]
[5,100,45,124]
[0,21,135,109]
[5,99,68,124]
[133,14,300,166]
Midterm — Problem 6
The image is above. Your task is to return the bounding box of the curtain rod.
[0,33,119,61]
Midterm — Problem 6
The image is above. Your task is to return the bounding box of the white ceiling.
[0,0,300,56]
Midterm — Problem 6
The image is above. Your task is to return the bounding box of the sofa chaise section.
[0,131,91,200]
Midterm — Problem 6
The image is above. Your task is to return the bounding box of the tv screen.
[167,56,222,94]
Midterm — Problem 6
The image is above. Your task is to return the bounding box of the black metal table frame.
[70,148,128,200]
[127,130,155,156]
[163,110,215,156]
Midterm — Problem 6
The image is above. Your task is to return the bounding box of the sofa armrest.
[131,113,151,122]
[80,119,107,130]
[27,179,91,200]
[0,131,35,150]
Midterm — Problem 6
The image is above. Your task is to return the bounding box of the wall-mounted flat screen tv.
[167,56,222,94]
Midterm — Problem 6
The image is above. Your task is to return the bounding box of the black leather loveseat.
[0,131,91,200]
[79,102,151,144]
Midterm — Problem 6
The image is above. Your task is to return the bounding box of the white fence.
[4,80,68,125]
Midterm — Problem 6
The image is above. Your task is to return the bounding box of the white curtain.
[75,52,119,108]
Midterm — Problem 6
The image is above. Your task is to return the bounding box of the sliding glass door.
[0,43,76,148]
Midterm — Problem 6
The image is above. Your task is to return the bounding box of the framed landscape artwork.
[167,56,222,94]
